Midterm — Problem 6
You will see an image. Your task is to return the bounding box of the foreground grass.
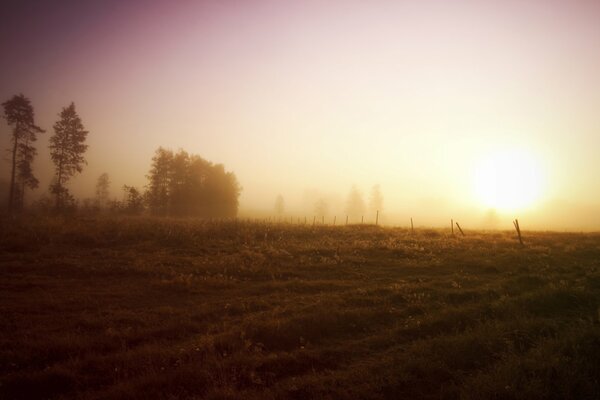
[1,216,600,399]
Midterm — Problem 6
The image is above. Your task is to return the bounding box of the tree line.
[274,184,384,223]
[144,147,240,217]
[2,94,240,217]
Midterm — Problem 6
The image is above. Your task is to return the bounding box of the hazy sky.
[1,0,600,229]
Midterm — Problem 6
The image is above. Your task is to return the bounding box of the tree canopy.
[2,94,45,212]
[146,148,240,217]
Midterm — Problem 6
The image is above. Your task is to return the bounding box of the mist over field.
[3,1,600,400]
[2,0,600,230]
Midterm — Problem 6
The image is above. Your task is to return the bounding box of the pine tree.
[49,102,89,211]
[2,94,44,212]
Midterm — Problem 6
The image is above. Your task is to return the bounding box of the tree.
[146,147,173,215]
[122,185,144,214]
[369,184,383,215]
[145,147,241,217]
[49,102,89,211]
[314,198,328,219]
[345,185,366,223]
[169,150,192,215]
[203,163,240,218]
[95,173,111,209]
[2,94,44,212]
[274,194,285,216]
[14,142,39,210]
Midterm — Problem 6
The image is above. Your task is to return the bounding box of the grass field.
[1,217,600,399]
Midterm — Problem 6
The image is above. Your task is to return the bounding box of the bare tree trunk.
[8,134,18,213]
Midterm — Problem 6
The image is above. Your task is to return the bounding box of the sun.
[473,149,545,212]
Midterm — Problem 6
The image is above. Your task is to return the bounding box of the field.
[1,217,600,399]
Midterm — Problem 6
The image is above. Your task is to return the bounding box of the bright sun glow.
[473,149,545,212]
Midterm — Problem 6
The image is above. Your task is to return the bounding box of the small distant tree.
[123,185,144,214]
[274,194,285,216]
[369,184,383,215]
[49,102,89,211]
[146,147,173,215]
[2,94,45,212]
[314,198,328,219]
[345,185,366,223]
[95,173,110,209]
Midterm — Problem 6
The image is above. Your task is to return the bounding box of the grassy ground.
[1,217,600,399]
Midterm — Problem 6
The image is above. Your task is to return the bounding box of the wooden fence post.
[333,216,336,226]
[455,222,465,236]
[376,210,379,226]
[451,219,454,235]
[513,219,523,245]
[411,217,414,233]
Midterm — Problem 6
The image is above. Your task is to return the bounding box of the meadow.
[1,217,600,399]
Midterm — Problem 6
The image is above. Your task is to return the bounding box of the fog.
[2,0,600,230]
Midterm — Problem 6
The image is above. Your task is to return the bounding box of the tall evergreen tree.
[49,102,89,210]
[2,94,44,212]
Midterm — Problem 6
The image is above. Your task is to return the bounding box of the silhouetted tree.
[49,103,88,211]
[187,155,212,215]
[274,195,285,216]
[203,163,240,218]
[14,143,38,209]
[95,173,110,209]
[123,185,144,214]
[146,147,172,215]
[145,147,240,217]
[169,150,192,215]
[2,94,44,212]
[345,185,366,223]
[369,184,383,215]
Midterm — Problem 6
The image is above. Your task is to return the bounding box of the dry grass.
[1,216,600,399]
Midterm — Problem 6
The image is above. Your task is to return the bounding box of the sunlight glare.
[473,149,545,212]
